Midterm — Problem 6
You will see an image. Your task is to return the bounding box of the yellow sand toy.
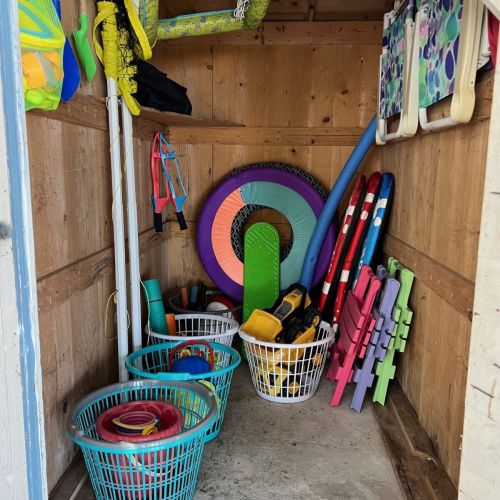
[242,284,312,343]
[255,364,301,398]
[241,284,321,366]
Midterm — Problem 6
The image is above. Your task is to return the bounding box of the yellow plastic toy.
[18,0,65,111]
[242,285,311,343]
[246,323,317,365]
[242,284,321,367]
[255,364,300,398]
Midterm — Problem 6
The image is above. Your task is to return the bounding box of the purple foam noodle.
[350,270,401,412]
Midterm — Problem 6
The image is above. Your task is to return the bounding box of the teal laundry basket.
[67,380,217,500]
[126,341,241,442]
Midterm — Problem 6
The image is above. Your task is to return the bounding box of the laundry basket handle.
[169,340,215,370]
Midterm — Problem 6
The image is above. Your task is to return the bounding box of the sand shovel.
[73,0,97,81]
[52,0,81,101]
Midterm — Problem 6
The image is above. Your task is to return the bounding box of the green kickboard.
[373,257,415,405]
[243,222,280,323]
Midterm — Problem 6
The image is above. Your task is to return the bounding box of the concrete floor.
[195,367,404,500]
[55,367,404,500]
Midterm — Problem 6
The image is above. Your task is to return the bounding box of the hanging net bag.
[93,0,152,115]
[18,0,65,111]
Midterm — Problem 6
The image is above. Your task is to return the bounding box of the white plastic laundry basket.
[148,313,240,347]
[238,321,334,403]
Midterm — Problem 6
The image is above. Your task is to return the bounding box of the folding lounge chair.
[377,0,419,144]
[417,0,485,131]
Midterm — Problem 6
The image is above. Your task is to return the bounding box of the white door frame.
[0,0,47,498]
[458,17,500,500]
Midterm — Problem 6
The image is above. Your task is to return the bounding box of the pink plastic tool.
[327,266,381,407]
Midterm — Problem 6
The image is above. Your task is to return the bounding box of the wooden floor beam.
[373,382,458,500]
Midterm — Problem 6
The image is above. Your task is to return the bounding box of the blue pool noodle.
[299,116,377,291]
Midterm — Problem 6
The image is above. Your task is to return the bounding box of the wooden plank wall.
[27,0,490,491]
[163,0,393,21]
[27,114,170,490]
[152,34,382,291]
[25,1,170,490]
[26,2,383,489]
[376,107,491,486]
[156,29,491,490]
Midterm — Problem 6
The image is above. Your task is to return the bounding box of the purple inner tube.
[197,167,336,301]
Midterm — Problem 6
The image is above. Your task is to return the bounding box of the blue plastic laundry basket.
[67,380,217,500]
[126,341,241,442]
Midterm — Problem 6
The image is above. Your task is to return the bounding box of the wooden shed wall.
[158,25,383,289]
[25,1,172,490]
[157,31,491,490]
[28,23,383,490]
[25,0,491,492]
[377,90,492,486]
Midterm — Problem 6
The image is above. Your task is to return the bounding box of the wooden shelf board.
[29,94,243,139]
[140,106,243,128]
[163,21,382,46]
[168,125,366,146]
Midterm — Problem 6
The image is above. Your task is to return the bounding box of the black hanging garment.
[135,60,192,115]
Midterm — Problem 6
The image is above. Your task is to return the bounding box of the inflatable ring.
[228,163,328,261]
[197,165,336,301]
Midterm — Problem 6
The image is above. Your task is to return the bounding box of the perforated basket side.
[239,322,334,403]
[67,380,218,499]
[125,342,241,441]
[148,313,240,347]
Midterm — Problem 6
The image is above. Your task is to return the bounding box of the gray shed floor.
[195,367,403,500]
[53,367,404,500]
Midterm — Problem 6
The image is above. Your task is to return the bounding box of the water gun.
[150,131,187,231]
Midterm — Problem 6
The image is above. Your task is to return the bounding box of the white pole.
[121,99,142,352]
[106,78,129,382]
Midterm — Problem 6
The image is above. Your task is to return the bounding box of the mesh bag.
[18,0,65,111]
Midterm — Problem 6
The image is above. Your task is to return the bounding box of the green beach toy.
[243,223,280,323]
[373,258,414,405]
[73,0,97,81]
[144,279,168,335]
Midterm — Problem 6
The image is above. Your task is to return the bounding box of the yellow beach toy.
[242,285,312,343]
[241,284,321,366]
